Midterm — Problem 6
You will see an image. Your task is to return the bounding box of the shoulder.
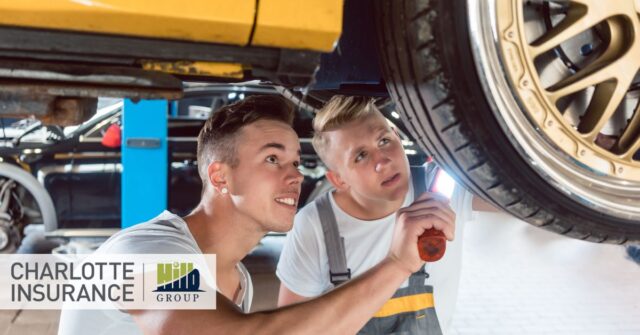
[98,212,199,255]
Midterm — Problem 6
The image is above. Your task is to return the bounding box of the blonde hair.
[312,95,381,167]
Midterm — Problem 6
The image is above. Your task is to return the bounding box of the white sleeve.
[450,183,476,224]
[276,204,329,297]
[99,231,199,255]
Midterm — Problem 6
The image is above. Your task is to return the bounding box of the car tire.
[374,0,640,243]
[0,162,58,252]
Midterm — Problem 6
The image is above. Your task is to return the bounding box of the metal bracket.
[126,138,161,149]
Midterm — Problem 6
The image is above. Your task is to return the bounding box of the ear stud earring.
[221,187,228,194]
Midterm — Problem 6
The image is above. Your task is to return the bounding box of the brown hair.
[312,95,380,167]
[197,95,295,187]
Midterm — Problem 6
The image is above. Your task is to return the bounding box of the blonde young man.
[276,96,476,334]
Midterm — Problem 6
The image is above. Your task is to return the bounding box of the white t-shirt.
[58,211,253,335]
[276,185,473,333]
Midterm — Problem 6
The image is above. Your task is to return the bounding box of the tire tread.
[373,0,637,244]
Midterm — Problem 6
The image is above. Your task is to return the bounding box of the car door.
[64,108,123,229]
[167,117,204,217]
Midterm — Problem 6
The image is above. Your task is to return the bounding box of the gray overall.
[315,163,443,334]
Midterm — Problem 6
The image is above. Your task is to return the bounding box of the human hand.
[387,192,456,273]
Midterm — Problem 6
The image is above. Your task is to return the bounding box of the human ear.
[325,170,349,191]
[208,161,228,194]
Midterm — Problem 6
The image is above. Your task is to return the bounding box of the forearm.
[472,195,499,212]
[255,257,410,335]
[277,284,312,307]
[132,300,264,335]
[133,258,410,335]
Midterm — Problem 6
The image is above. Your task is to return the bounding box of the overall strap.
[316,192,351,286]
[409,264,428,288]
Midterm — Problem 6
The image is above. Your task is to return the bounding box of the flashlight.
[410,163,447,262]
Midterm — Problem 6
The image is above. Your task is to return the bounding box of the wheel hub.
[468,0,640,221]
[499,0,640,181]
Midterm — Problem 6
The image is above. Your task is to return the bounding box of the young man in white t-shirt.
[59,95,456,335]
[276,95,478,334]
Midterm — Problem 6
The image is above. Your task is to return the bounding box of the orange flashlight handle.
[417,228,446,262]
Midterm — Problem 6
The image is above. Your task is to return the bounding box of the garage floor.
[2,211,639,335]
[449,211,640,335]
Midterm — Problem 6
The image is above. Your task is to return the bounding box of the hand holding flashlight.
[410,164,453,262]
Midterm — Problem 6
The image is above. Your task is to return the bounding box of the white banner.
[0,254,217,310]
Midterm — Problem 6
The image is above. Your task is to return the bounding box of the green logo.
[155,262,201,292]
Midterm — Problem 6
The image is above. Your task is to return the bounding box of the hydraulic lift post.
[121,99,168,228]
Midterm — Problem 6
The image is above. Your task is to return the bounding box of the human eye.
[266,155,279,164]
[355,151,367,163]
[379,137,391,146]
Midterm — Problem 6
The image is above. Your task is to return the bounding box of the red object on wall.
[101,124,122,148]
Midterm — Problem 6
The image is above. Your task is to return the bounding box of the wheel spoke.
[547,56,621,103]
[544,15,639,142]
[577,71,635,141]
[622,138,640,161]
[546,16,634,103]
[529,1,610,58]
[619,101,640,159]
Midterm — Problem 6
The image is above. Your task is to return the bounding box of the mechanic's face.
[327,113,409,203]
[227,119,303,233]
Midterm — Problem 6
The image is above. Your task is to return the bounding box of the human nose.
[286,165,304,185]
[373,152,391,173]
